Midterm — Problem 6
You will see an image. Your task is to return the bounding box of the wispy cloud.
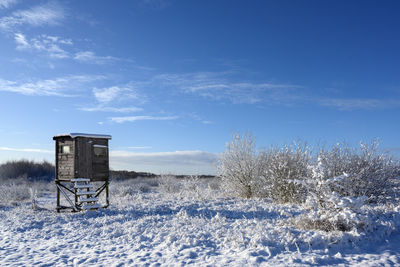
[0,146,52,153]
[14,32,28,47]
[316,97,400,111]
[188,113,213,125]
[74,51,119,65]
[152,72,301,105]
[0,75,104,96]
[79,106,143,113]
[14,33,121,62]
[93,85,139,103]
[0,2,65,31]
[110,115,178,123]
[0,0,18,9]
[14,33,72,58]
[150,71,400,111]
[80,83,146,115]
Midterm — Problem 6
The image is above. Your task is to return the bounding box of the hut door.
[92,144,108,180]
[83,140,93,179]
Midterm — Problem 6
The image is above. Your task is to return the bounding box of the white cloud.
[79,106,143,113]
[0,75,104,96]
[153,72,301,105]
[0,0,18,9]
[150,71,400,111]
[14,33,72,58]
[188,113,213,125]
[0,2,65,31]
[93,86,124,103]
[74,51,119,65]
[110,150,218,174]
[14,34,119,62]
[93,85,139,103]
[14,32,28,48]
[316,98,400,110]
[0,146,52,153]
[110,115,178,123]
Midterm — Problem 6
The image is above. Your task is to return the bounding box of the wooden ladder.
[71,178,101,211]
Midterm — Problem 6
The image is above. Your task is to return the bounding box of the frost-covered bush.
[217,133,263,198]
[294,141,400,231]
[217,134,312,202]
[257,142,312,203]
[158,175,182,194]
[0,181,31,205]
[315,141,400,203]
[218,135,399,204]
[298,164,370,231]
[158,175,221,200]
[0,178,52,207]
[294,194,369,232]
[110,177,159,198]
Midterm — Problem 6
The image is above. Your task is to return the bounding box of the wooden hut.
[53,133,112,212]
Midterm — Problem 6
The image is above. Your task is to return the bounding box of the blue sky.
[1,0,400,174]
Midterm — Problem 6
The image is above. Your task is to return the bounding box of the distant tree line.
[110,170,157,179]
[0,160,159,181]
[0,160,216,181]
[0,160,54,181]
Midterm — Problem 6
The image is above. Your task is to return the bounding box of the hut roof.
[53,133,112,140]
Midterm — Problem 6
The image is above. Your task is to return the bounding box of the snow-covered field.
[1,177,399,266]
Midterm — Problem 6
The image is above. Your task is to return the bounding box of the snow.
[0,178,399,266]
[53,133,112,139]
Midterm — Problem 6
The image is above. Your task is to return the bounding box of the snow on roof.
[53,133,112,139]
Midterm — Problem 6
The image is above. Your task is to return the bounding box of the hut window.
[93,145,107,157]
[61,145,70,154]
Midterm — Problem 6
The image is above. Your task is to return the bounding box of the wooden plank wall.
[56,138,75,181]
[75,137,109,181]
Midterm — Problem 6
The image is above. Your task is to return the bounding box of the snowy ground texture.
[1,177,400,266]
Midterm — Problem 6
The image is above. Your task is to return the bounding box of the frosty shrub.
[291,140,400,232]
[217,134,312,202]
[0,178,52,207]
[218,135,399,206]
[217,133,263,198]
[157,175,219,199]
[299,164,370,231]
[136,183,151,193]
[258,142,312,203]
[315,141,400,203]
[158,175,182,194]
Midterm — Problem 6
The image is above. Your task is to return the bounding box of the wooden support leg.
[56,181,60,213]
[74,187,78,209]
[105,180,109,208]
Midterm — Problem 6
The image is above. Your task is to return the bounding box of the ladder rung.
[71,178,90,182]
[74,184,93,189]
[79,197,99,203]
[82,203,102,210]
[76,191,96,196]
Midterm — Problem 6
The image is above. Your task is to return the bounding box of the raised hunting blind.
[53,133,112,212]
